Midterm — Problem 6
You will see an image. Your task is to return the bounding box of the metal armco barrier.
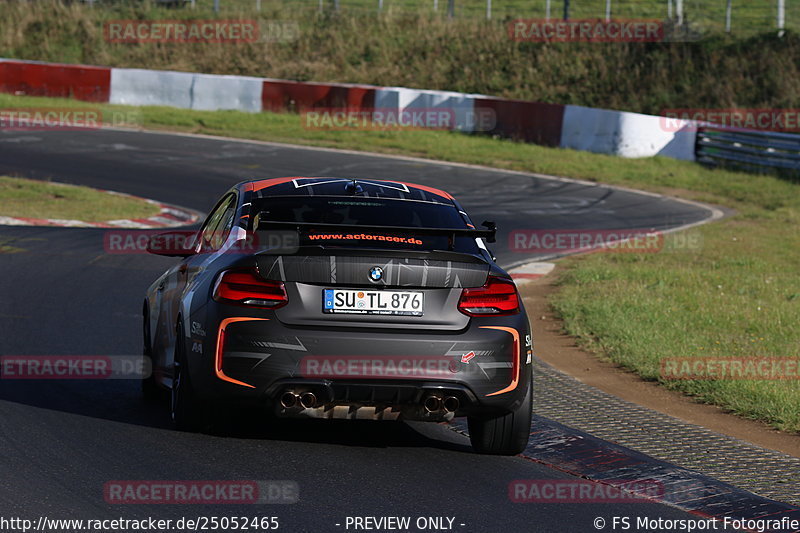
[696,127,800,173]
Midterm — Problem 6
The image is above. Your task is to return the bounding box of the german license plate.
[322,289,423,316]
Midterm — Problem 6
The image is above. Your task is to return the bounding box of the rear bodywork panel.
[146,177,532,422]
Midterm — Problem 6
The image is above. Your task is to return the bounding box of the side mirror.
[146,230,197,257]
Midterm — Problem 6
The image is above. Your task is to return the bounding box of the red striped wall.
[261,80,375,113]
[0,60,111,102]
[474,98,565,147]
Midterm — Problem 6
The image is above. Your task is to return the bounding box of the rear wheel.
[468,380,532,455]
[141,305,161,402]
[170,321,207,432]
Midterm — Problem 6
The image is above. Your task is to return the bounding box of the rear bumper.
[188,308,532,419]
[267,379,481,421]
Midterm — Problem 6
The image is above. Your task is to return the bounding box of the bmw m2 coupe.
[143,177,533,454]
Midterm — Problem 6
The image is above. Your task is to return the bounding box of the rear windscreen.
[251,196,481,253]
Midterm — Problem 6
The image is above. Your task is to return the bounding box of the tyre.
[141,305,161,402]
[468,379,532,455]
[170,321,207,432]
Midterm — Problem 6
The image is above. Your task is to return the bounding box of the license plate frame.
[322,289,424,316]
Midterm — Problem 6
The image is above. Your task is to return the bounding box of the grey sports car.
[143,177,533,454]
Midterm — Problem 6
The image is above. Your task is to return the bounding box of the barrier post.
[725,0,732,32]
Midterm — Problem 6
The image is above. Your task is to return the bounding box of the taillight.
[213,269,288,308]
[458,276,520,316]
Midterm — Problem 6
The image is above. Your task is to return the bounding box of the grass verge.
[2,0,800,114]
[1,93,798,432]
[0,175,160,222]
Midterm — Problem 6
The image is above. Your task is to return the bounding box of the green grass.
[551,214,800,433]
[1,92,798,432]
[0,175,160,222]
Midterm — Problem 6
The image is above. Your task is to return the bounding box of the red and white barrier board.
[0,58,695,161]
[560,105,696,160]
[261,79,375,113]
[0,59,111,102]
[474,97,565,146]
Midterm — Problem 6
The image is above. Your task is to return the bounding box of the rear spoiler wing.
[256,217,497,247]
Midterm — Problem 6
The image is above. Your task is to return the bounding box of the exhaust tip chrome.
[423,395,442,413]
[443,396,460,413]
[280,391,298,408]
[299,392,317,409]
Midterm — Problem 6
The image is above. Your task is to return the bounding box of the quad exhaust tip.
[423,395,442,413]
[300,392,317,409]
[281,391,318,409]
[280,392,298,409]
[284,390,456,412]
[424,394,460,413]
[443,396,460,413]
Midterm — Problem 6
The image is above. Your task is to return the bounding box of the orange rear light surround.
[215,317,269,389]
[481,326,520,397]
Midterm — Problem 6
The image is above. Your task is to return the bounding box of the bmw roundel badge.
[369,266,383,282]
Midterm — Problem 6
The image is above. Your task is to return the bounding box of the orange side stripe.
[250,177,299,192]
[481,326,520,397]
[393,180,454,200]
[215,317,269,389]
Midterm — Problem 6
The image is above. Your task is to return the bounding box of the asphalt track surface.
[0,130,718,532]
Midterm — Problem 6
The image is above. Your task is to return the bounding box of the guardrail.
[696,127,800,173]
